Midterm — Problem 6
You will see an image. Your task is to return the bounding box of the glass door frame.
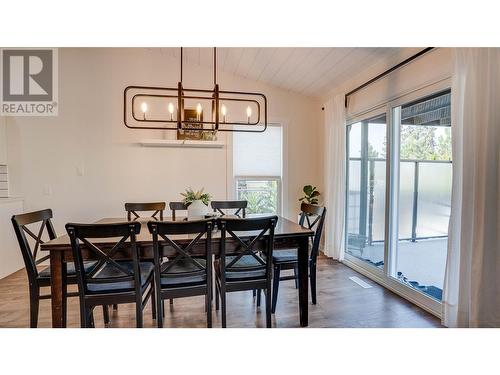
[343,79,451,318]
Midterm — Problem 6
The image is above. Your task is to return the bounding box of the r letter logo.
[1,48,58,116]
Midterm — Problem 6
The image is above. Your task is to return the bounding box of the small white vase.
[187,200,208,219]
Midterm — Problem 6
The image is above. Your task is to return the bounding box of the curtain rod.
[344,47,434,108]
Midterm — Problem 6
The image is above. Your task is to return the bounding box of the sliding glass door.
[345,88,452,313]
[392,90,452,301]
[346,114,387,269]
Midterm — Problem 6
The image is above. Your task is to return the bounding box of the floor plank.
[0,257,442,328]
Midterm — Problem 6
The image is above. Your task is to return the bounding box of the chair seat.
[86,261,154,294]
[38,261,98,279]
[272,249,299,264]
[215,255,266,281]
[160,258,207,288]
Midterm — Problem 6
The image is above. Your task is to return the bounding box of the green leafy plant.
[299,185,320,205]
[180,187,211,205]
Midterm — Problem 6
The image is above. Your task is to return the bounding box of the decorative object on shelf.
[181,188,211,219]
[123,47,267,133]
[177,108,203,140]
[299,185,320,205]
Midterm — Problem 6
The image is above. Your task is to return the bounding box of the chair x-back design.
[211,200,247,217]
[148,219,213,328]
[269,202,326,313]
[215,215,277,327]
[125,202,166,221]
[66,221,155,328]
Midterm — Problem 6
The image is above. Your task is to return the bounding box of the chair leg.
[29,287,40,328]
[252,289,256,297]
[136,300,143,328]
[79,301,87,328]
[310,263,317,305]
[215,284,220,311]
[265,287,272,328]
[256,289,261,307]
[87,308,95,328]
[102,305,110,326]
[113,304,118,310]
[62,279,68,328]
[82,308,91,328]
[221,290,227,328]
[169,298,173,305]
[156,291,163,328]
[206,288,212,328]
[272,266,281,314]
[293,265,299,289]
[151,281,156,320]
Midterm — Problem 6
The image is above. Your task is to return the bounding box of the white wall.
[0,116,6,165]
[5,48,322,235]
[0,199,24,278]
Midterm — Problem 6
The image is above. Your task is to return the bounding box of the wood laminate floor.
[0,257,442,328]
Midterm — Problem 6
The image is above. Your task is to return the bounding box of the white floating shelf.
[140,139,224,148]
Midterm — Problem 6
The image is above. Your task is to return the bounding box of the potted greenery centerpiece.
[181,187,211,218]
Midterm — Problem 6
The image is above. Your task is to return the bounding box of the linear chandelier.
[123,47,268,133]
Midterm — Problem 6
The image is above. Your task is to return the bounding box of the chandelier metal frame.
[123,47,268,133]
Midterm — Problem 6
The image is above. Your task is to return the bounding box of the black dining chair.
[125,202,166,221]
[268,203,326,313]
[169,201,190,221]
[214,216,277,328]
[66,221,155,328]
[211,200,247,217]
[148,219,213,328]
[11,209,110,328]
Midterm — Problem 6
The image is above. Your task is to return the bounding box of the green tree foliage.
[400,126,451,160]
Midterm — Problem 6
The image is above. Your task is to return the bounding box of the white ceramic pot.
[187,200,209,219]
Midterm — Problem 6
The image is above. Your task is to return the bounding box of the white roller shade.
[347,48,452,119]
[233,125,282,176]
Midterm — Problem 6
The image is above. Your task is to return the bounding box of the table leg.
[297,236,309,327]
[50,251,65,328]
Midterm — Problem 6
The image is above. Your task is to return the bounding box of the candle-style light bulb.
[246,106,252,124]
[141,102,148,120]
[196,103,202,121]
[168,102,175,121]
[221,104,227,123]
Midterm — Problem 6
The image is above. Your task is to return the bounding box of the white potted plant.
[181,187,211,219]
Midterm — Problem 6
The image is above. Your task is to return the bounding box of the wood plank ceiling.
[160,47,422,98]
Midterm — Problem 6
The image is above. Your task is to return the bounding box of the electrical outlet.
[43,185,52,196]
[76,165,85,176]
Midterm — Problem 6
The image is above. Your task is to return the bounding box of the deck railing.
[348,157,452,244]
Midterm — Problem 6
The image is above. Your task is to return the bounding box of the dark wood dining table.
[40,215,314,328]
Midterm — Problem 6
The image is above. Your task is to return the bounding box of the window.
[344,87,452,313]
[233,125,282,215]
[236,177,280,214]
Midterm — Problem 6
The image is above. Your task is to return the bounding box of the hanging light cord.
[214,47,217,85]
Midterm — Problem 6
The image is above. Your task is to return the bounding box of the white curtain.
[442,48,500,327]
[323,95,346,260]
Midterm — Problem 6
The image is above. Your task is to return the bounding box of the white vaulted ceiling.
[159,47,422,98]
